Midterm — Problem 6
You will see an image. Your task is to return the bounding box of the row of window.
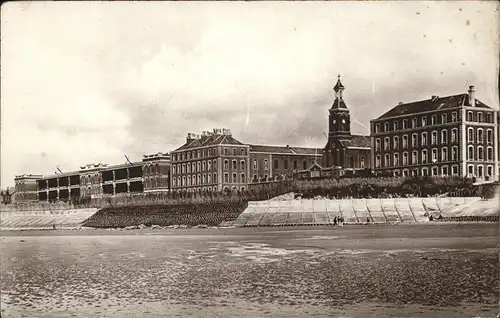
[374,111,494,134]
[376,145,495,168]
[375,128,494,152]
[175,186,246,193]
[173,147,247,162]
[173,172,247,187]
[388,164,494,178]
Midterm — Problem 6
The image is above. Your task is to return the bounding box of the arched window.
[240,173,245,183]
[232,173,237,183]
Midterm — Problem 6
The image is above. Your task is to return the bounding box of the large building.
[370,85,499,180]
[14,174,42,202]
[170,129,322,193]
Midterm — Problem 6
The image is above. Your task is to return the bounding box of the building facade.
[170,129,322,193]
[370,85,499,180]
[14,174,41,202]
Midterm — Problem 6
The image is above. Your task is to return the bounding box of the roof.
[249,144,323,156]
[376,93,492,120]
[334,77,344,91]
[331,98,348,110]
[173,133,244,152]
[349,134,371,148]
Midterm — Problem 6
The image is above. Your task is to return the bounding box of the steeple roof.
[333,74,345,92]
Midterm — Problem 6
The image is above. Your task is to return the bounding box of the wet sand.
[1,223,498,317]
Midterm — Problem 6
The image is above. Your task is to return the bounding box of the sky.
[1,1,499,188]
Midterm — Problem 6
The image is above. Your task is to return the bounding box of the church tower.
[323,75,352,167]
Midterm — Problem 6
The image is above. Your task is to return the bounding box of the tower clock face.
[333,120,336,124]
[342,119,346,124]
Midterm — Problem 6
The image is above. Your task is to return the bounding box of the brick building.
[370,85,499,180]
[142,152,171,193]
[170,129,322,193]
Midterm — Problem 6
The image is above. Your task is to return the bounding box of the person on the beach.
[333,216,337,225]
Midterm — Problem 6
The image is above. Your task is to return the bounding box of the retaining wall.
[0,208,98,230]
[232,197,497,227]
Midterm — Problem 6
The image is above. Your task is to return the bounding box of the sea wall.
[0,208,98,230]
[232,197,497,227]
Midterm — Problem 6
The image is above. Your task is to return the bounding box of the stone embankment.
[0,208,98,230]
[231,197,498,227]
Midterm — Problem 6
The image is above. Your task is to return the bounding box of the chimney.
[398,102,403,105]
[468,85,475,106]
[431,95,439,101]
[186,133,196,143]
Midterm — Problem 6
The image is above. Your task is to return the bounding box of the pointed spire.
[334,74,345,92]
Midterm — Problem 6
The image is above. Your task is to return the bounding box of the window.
[213,173,217,182]
[172,178,176,187]
[240,160,245,170]
[451,129,458,143]
[486,113,492,123]
[478,146,483,161]
[487,147,493,161]
[384,154,390,167]
[412,151,418,164]
[264,159,269,170]
[452,112,457,122]
[412,169,418,177]
[182,176,186,186]
[233,148,237,156]
[467,111,473,122]
[403,152,408,165]
[393,153,399,166]
[441,130,448,144]
[375,123,380,133]
[468,128,474,142]
[274,159,279,169]
[208,161,212,171]
[361,157,365,168]
[384,122,389,132]
[232,160,237,170]
[197,150,200,158]
[468,165,474,177]
[253,159,257,170]
[468,146,474,160]
[432,148,438,162]
[478,166,483,177]
[208,174,211,183]
[412,134,418,147]
[241,173,245,183]
[487,129,493,143]
[452,147,458,161]
[452,165,458,175]
[422,150,428,163]
[172,165,176,175]
[412,118,418,128]
[422,167,428,176]
[376,139,381,151]
[224,160,229,170]
[421,132,427,146]
[403,119,408,130]
[197,162,200,172]
[441,148,448,161]
[393,121,398,131]
[213,160,217,171]
[478,112,483,123]
[431,115,437,125]
[202,161,206,172]
[293,160,298,170]
[403,169,409,177]
[232,173,237,183]
[224,148,228,155]
[487,166,493,176]
[422,116,427,127]
[303,161,307,170]
[224,173,229,183]
[441,113,447,124]
[442,166,448,176]
[187,164,191,174]
[384,137,390,150]
[432,167,438,176]
[240,149,245,156]
[182,164,186,174]
[376,155,381,168]
[402,135,408,149]
[284,160,288,169]
[393,136,399,149]
[477,129,483,143]
[187,176,190,186]
[197,175,201,185]
[431,131,437,145]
